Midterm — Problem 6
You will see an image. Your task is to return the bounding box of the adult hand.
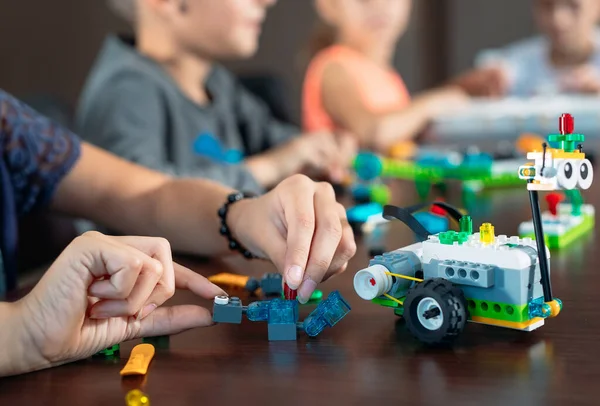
[10,232,224,375]
[227,175,357,303]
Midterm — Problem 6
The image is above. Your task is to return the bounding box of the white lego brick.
[558,203,595,216]
[519,206,593,236]
[421,233,545,270]
[389,242,423,258]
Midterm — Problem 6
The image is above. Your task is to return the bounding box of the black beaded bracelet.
[218,192,258,259]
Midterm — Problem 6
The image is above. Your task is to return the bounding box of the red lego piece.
[430,198,446,216]
[546,192,564,216]
[559,113,574,135]
[284,283,297,300]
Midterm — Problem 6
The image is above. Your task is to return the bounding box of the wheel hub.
[417,298,443,330]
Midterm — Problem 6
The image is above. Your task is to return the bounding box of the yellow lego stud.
[125,389,150,406]
[120,344,155,376]
[479,223,495,243]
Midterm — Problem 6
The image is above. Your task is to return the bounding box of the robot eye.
[577,159,594,189]
[556,160,578,189]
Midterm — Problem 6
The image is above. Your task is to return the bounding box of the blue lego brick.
[246,300,270,321]
[212,297,244,324]
[267,323,298,341]
[414,212,449,235]
[303,291,351,337]
[347,202,383,224]
[268,299,299,324]
[260,273,282,296]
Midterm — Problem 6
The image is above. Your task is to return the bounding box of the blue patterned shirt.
[0,90,81,296]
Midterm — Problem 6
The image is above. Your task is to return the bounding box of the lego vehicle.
[353,113,591,344]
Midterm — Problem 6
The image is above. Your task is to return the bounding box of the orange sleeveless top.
[302,45,411,132]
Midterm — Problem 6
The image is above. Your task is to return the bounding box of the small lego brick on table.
[120,344,155,376]
[126,389,150,406]
[302,291,351,337]
[142,336,170,349]
[94,344,120,358]
[212,296,244,323]
[267,298,299,341]
[260,273,283,296]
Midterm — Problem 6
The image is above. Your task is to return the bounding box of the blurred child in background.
[76,0,356,194]
[303,0,499,155]
[476,0,600,96]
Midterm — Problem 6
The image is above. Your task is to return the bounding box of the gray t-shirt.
[475,30,600,96]
[75,35,298,194]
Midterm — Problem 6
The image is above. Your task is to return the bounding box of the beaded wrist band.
[218,192,258,259]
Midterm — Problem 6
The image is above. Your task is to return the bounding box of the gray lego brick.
[212,297,244,324]
[267,323,297,341]
[261,273,283,296]
[423,260,545,306]
[369,250,422,297]
[434,260,495,288]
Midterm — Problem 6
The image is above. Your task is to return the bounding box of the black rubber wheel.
[404,278,467,345]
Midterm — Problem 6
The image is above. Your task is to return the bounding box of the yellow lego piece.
[125,389,150,406]
[479,223,495,243]
[120,344,155,376]
[471,316,544,331]
[208,273,249,289]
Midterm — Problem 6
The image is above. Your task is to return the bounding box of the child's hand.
[226,174,356,303]
[449,67,509,97]
[419,86,471,118]
[560,65,600,94]
[13,232,224,373]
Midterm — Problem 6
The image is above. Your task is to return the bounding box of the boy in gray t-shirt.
[475,0,600,97]
[76,0,355,194]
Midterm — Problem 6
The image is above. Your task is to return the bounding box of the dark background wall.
[0,0,538,123]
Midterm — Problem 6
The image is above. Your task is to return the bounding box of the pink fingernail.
[298,279,317,304]
[138,304,157,320]
[286,266,303,289]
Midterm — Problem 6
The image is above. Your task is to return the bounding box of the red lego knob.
[283,283,297,300]
[559,113,574,135]
[546,192,564,216]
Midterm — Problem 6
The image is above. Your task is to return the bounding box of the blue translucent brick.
[347,202,383,224]
[246,300,270,322]
[303,291,351,337]
[268,299,299,324]
[414,212,449,235]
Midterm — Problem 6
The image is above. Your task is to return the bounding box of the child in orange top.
[303,0,471,154]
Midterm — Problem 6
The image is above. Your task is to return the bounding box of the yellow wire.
[384,272,424,283]
[383,294,404,305]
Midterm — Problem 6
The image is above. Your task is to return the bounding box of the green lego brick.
[439,230,469,245]
[95,344,120,357]
[369,184,391,206]
[371,297,402,308]
[143,336,170,349]
[460,216,473,234]
[394,307,404,317]
[466,298,530,323]
[521,213,594,249]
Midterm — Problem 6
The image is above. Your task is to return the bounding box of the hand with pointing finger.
[1,232,224,377]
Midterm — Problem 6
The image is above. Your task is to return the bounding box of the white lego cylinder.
[214,295,229,305]
[354,264,393,300]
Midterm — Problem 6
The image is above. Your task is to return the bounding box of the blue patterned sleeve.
[0,90,81,215]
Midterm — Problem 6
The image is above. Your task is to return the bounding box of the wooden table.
[1,180,598,406]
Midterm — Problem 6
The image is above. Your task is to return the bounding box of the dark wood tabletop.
[1,179,599,406]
